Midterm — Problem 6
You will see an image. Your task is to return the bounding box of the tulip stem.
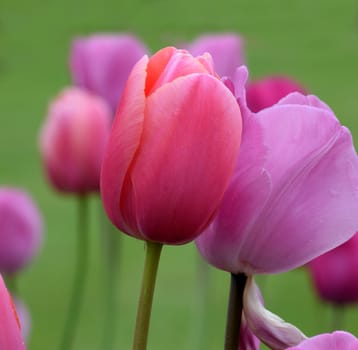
[224,273,247,350]
[3,274,18,296]
[58,195,89,350]
[133,241,163,350]
[332,304,345,331]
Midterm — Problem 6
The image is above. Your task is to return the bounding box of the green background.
[1,0,358,349]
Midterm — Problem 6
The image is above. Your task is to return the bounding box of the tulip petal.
[129,74,242,243]
[277,92,333,113]
[100,55,148,233]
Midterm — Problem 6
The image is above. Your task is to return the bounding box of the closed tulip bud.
[0,188,43,274]
[69,34,148,111]
[40,87,112,194]
[101,47,242,244]
[246,76,307,112]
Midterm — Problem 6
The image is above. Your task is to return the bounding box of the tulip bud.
[101,47,242,244]
[0,188,43,274]
[39,87,112,194]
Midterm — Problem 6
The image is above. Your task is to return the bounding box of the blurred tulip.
[0,275,26,349]
[184,33,245,78]
[286,331,358,349]
[40,87,112,194]
[246,76,307,112]
[101,46,242,244]
[13,298,30,343]
[196,68,358,275]
[69,34,148,111]
[0,188,43,274]
[307,232,358,304]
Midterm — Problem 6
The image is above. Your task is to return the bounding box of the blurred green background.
[1,0,358,349]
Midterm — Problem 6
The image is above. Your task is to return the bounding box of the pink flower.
[39,87,112,194]
[246,76,307,112]
[286,331,358,349]
[69,34,148,111]
[184,33,245,78]
[307,232,358,304]
[239,313,260,350]
[100,47,242,244]
[0,188,43,274]
[13,298,30,343]
[0,275,26,349]
[196,67,358,275]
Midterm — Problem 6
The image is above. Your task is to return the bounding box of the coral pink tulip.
[70,34,148,111]
[0,275,26,349]
[196,67,358,275]
[101,47,242,244]
[286,331,358,349]
[307,232,358,304]
[0,188,43,274]
[40,87,112,194]
[184,33,245,78]
[246,76,307,112]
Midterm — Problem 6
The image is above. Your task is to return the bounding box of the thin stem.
[332,304,345,330]
[133,241,163,350]
[224,273,247,350]
[58,195,89,350]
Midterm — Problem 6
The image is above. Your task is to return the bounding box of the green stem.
[3,274,18,296]
[332,304,345,330]
[133,241,163,350]
[224,273,247,350]
[58,195,89,350]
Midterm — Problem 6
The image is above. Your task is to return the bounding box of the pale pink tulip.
[185,33,245,78]
[70,34,148,111]
[40,87,112,194]
[0,275,26,349]
[286,331,358,350]
[307,232,358,304]
[246,76,307,112]
[196,68,358,275]
[101,47,242,244]
[0,188,42,274]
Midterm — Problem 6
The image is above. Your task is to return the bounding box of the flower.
[184,33,245,78]
[39,87,112,194]
[0,275,26,349]
[13,298,30,343]
[196,67,358,275]
[69,34,148,111]
[0,188,43,274]
[286,331,358,349]
[246,76,307,112]
[100,47,242,244]
[307,232,358,304]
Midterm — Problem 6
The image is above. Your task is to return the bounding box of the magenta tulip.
[307,232,358,304]
[101,46,242,244]
[246,76,307,112]
[40,87,112,194]
[69,34,148,111]
[196,67,358,275]
[184,33,245,78]
[0,188,42,274]
[0,275,26,349]
[286,331,358,350]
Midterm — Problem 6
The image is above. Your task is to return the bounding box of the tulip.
[184,33,245,78]
[39,87,112,194]
[101,46,242,245]
[69,34,148,111]
[286,331,358,350]
[307,232,358,304]
[0,188,43,274]
[0,275,26,349]
[246,76,307,112]
[13,298,30,343]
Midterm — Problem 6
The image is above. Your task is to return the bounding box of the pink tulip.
[0,275,26,349]
[239,313,260,350]
[184,33,245,78]
[101,46,242,244]
[307,232,358,304]
[286,331,358,350]
[40,87,112,194]
[246,76,307,112]
[0,188,43,274]
[69,34,148,111]
[196,67,358,275]
[13,298,30,343]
